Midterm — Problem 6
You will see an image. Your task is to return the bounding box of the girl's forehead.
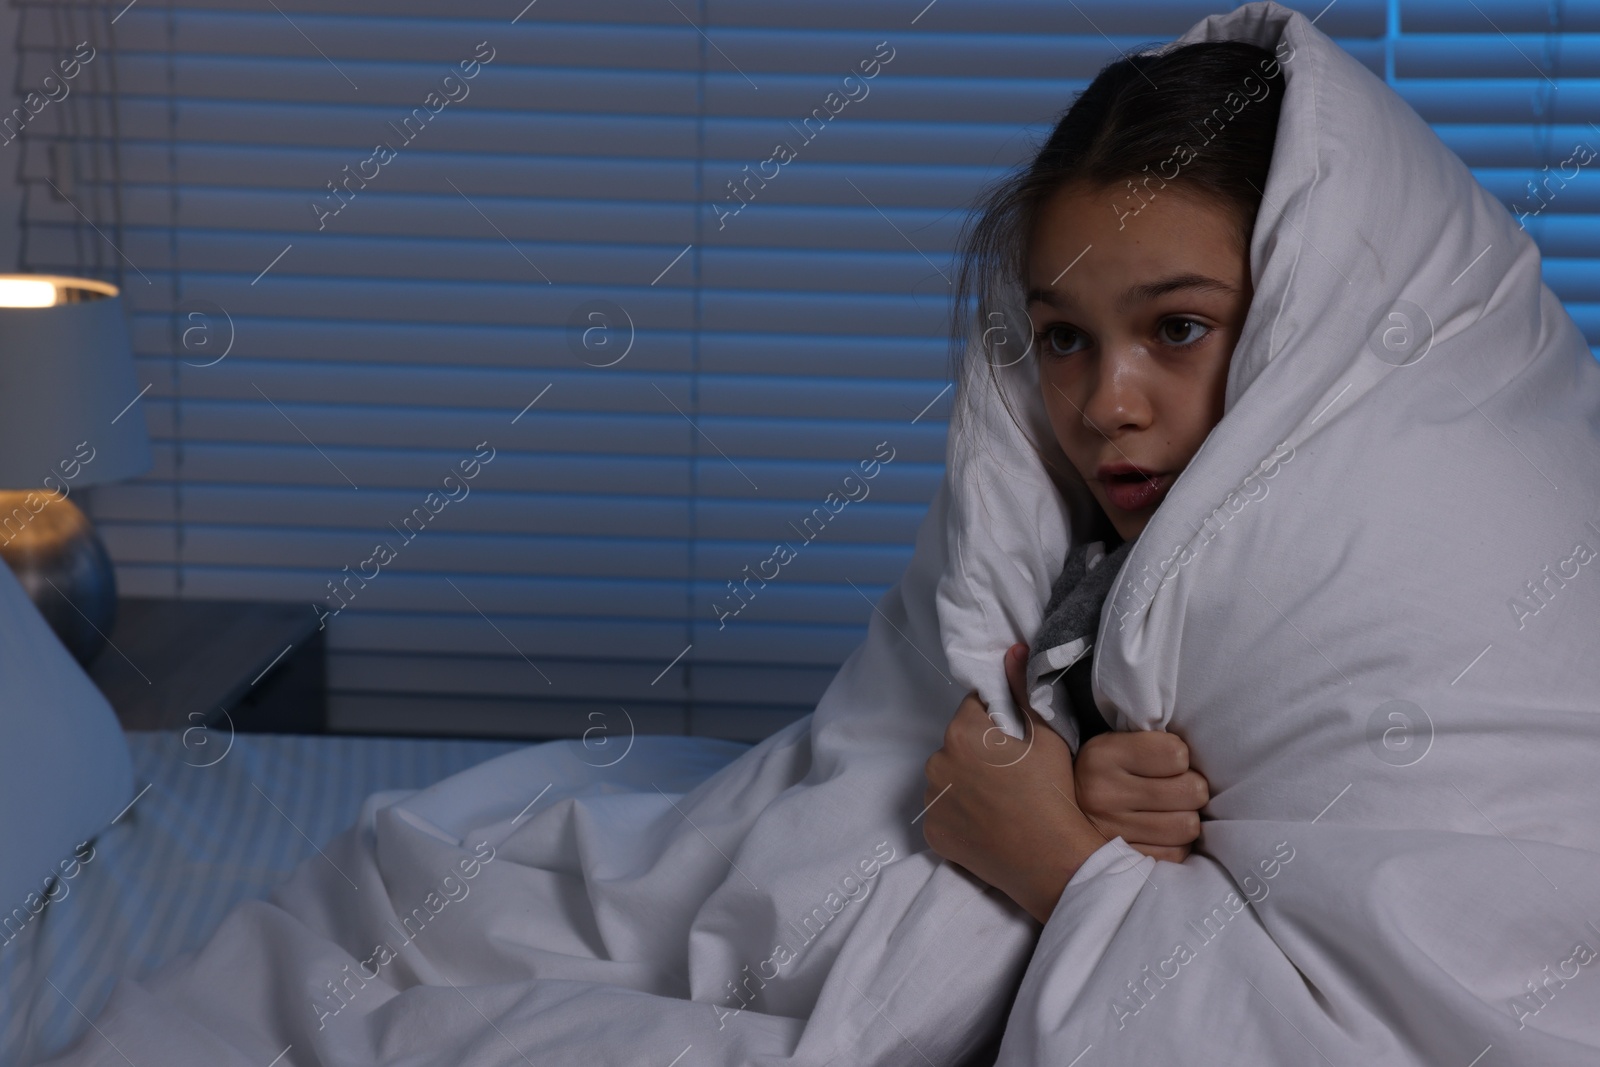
[1033,182,1240,246]
[1027,270,1243,315]
[1026,185,1248,304]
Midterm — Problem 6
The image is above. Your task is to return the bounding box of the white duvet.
[42,3,1600,1065]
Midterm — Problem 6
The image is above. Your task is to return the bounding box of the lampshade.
[0,274,152,488]
[0,274,152,666]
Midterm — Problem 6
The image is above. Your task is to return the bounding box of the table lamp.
[0,274,152,665]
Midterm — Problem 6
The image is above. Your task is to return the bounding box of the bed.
[1,729,748,1067]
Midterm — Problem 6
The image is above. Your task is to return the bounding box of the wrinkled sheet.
[38,441,1054,1064]
[38,2,1600,1065]
[36,551,1050,1067]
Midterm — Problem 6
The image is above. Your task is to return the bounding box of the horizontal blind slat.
[27,2,1587,737]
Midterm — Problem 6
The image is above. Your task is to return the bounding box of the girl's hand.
[921,685,1105,926]
[1002,642,1209,863]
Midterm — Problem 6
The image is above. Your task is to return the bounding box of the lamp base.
[0,490,117,665]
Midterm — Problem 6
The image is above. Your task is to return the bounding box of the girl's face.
[1025,179,1253,541]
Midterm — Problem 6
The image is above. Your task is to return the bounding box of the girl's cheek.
[1047,389,1086,441]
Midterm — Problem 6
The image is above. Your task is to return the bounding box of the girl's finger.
[1003,642,1030,714]
[1126,843,1190,864]
[1118,810,1202,846]
[1120,769,1210,812]
[1005,644,1059,731]
[1086,730,1191,778]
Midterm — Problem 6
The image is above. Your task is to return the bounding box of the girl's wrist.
[1019,821,1105,924]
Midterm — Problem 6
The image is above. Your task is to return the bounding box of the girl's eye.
[1159,317,1210,348]
[1034,324,1085,359]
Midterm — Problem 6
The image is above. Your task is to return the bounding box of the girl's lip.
[1100,471,1171,512]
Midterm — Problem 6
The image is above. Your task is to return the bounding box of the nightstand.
[88,597,327,733]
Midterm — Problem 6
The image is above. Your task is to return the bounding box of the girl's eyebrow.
[1026,271,1241,311]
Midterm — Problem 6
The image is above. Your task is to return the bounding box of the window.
[13,0,1585,738]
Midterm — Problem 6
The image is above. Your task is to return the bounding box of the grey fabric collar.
[1023,536,1135,746]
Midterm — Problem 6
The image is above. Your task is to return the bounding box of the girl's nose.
[1080,349,1150,435]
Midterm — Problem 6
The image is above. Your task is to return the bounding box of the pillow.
[0,556,133,926]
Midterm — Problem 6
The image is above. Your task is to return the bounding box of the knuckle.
[1077,740,1111,774]
[1144,814,1184,845]
[1088,735,1126,767]
[1077,779,1110,816]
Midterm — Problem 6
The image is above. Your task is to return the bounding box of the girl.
[923,40,1285,926]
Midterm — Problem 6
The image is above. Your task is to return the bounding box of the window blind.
[1391,0,1600,353]
[20,0,1583,741]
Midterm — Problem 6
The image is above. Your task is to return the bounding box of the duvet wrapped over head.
[931,2,1600,1063]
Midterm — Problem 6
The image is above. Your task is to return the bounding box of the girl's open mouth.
[1101,470,1171,512]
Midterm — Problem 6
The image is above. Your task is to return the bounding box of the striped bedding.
[1,730,527,1067]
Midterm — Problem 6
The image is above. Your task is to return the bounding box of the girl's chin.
[1088,489,1157,541]
[1103,513,1149,542]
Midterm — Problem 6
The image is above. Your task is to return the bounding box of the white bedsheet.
[40,669,1037,1066]
[37,2,1600,1065]
[4,732,539,1066]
